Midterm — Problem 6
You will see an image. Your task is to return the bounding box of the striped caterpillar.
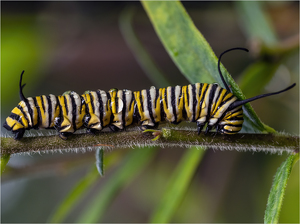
[3,48,296,140]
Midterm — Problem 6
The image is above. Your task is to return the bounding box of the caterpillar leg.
[109,124,120,132]
[141,122,159,131]
[196,122,205,135]
[59,132,73,140]
[205,125,213,134]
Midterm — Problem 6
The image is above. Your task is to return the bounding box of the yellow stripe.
[223,92,233,101]
[11,107,28,127]
[212,88,227,115]
[224,125,242,132]
[109,89,118,114]
[153,88,162,123]
[36,96,47,126]
[134,91,145,121]
[162,87,174,122]
[224,110,243,120]
[197,83,208,119]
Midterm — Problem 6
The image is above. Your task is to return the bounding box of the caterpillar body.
[3,48,296,140]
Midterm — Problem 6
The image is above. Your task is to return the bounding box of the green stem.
[1,129,298,155]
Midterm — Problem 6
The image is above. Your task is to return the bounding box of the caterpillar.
[3,48,296,140]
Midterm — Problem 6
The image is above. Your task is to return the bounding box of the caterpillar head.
[3,71,28,140]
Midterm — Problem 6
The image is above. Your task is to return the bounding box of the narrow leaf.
[150,147,205,222]
[95,147,104,176]
[49,166,99,223]
[77,147,157,223]
[235,1,278,46]
[49,150,123,223]
[239,62,279,98]
[264,153,299,224]
[119,7,171,87]
[1,154,10,174]
[142,1,273,133]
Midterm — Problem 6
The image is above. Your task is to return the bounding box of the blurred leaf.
[142,1,274,133]
[150,147,205,223]
[264,153,299,224]
[235,1,278,46]
[49,166,99,223]
[119,7,171,87]
[0,154,10,174]
[239,62,279,97]
[95,147,104,176]
[49,149,123,223]
[1,15,46,105]
[77,147,157,223]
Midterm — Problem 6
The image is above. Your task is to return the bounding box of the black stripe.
[17,105,29,127]
[180,87,187,120]
[206,84,218,122]
[24,99,34,128]
[96,90,104,128]
[89,93,94,114]
[33,97,41,127]
[9,113,24,126]
[133,92,140,123]
[213,87,223,112]
[164,88,168,109]
[41,95,46,113]
[47,96,53,127]
[64,96,69,115]
[198,84,208,120]
[195,84,203,120]
[228,115,244,121]
[192,84,196,122]
[139,91,144,112]
[147,89,155,125]
[70,94,77,131]
[106,91,114,124]
[54,96,63,131]
[160,89,165,121]
[80,95,85,113]
[215,94,237,126]
[185,85,189,107]
[122,90,126,128]
[171,87,177,123]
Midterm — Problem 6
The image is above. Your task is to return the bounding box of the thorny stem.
[1,128,298,155]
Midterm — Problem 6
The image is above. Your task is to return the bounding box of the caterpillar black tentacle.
[3,48,296,140]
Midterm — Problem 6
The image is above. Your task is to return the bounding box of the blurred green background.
[1,1,299,223]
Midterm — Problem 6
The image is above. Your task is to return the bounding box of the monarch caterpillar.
[3,48,296,140]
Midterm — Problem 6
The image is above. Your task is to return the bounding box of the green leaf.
[49,149,123,222]
[142,1,274,133]
[49,166,99,223]
[119,7,171,87]
[264,153,299,224]
[239,62,279,98]
[0,154,10,174]
[150,147,205,223]
[95,147,104,176]
[235,1,278,46]
[77,147,157,223]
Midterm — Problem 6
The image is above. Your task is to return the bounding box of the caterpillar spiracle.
[3,48,296,140]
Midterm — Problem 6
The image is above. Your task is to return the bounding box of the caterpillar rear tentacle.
[3,48,296,140]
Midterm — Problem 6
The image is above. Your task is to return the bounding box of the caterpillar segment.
[3,48,296,140]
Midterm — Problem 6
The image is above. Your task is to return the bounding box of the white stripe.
[41,95,49,127]
[49,94,57,127]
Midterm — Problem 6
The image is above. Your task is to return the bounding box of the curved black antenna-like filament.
[229,83,296,110]
[19,70,27,102]
[218,47,249,92]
